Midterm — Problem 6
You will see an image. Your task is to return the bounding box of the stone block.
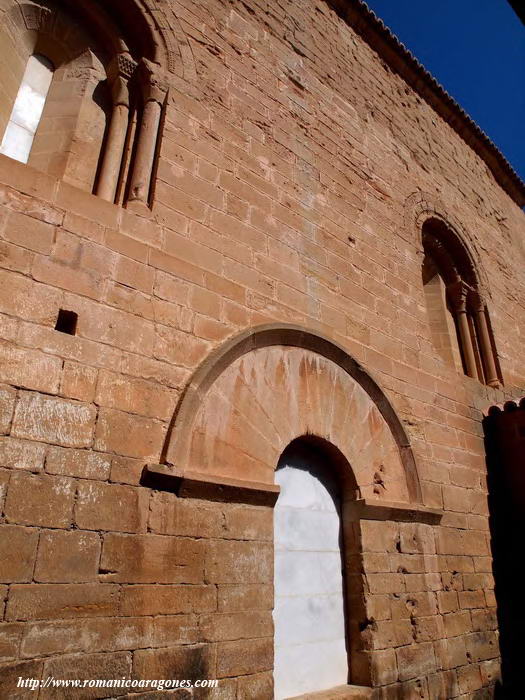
[34,529,101,583]
[149,615,199,647]
[471,608,497,632]
[133,645,215,683]
[110,456,145,485]
[205,540,272,584]
[0,342,62,393]
[396,642,436,681]
[216,638,273,678]
[237,672,273,700]
[366,573,405,595]
[434,636,468,670]
[437,591,459,614]
[76,481,148,533]
[0,659,44,699]
[60,362,98,402]
[0,623,23,663]
[413,614,444,642]
[6,584,120,621]
[149,493,223,538]
[223,504,273,541]
[217,584,273,613]
[100,533,204,584]
[480,658,500,686]
[0,437,46,472]
[94,408,165,460]
[0,270,62,325]
[12,391,96,447]
[43,652,131,699]
[464,631,498,662]
[95,370,175,421]
[458,590,486,610]
[200,611,273,642]
[5,211,55,254]
[4,472,75,528]
[0,385,16,434]
[443,611,472,637]
[369,648,398,685]
[120,585,216,617]
[45,446,111,480]
[457,663,483,694]
[427,670,459,699]
[358,519,400,554]
[399,523,436,555]
[0,525,39,583]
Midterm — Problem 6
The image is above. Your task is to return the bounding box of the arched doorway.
[273,439,349,699]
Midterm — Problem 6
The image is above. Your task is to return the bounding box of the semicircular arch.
[403,190,490,299]
[162,324,422,504]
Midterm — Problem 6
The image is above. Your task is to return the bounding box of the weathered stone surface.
[216,638,273,678]
[0,385,16,434]
[205,540,272,584]
[4,472,75,528]
[396,643,437,681]
[120,585,216,617]
[6,584,120,621]
[133,645,215,683]
[0,525,39,583]
[94,409,164,460]
[45,446,111,480]
[34,530,101,583]
[0,659,44,699]
[76,482,148,533]
[43,652,131,699]
[0,437,46,472]
[100,534,204,584]
[0,0,521,691]
[12,392,96,447]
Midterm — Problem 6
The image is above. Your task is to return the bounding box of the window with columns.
[421,217,502,387]
[0,0,167,209]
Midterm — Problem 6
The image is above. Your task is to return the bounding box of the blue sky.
[363,0,525,182]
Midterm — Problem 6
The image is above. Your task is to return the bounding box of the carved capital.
[110,76,130,107]
[138,58,169,104]
[107,53,137,82]
[447,280,470,313]
[470,291,486,315]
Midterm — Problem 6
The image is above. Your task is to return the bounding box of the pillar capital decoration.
[106,53,137,107]
[470,291,486,315]
[138,58,169,104]
[447,280,470,313]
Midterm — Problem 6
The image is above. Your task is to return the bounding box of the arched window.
[0,53,53,163]
[274,439,349,699]
[0,0,168,208]
[422,217,501,387]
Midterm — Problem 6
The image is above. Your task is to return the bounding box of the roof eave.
[327,0,525,208]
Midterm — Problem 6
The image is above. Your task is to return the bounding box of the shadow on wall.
[483,399,525,698]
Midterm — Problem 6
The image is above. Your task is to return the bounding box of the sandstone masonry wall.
[0,0,524,698]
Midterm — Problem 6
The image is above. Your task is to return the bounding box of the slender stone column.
[127,59,167,210]
[96,54,136,203]
[474,299,500,387]
[450,282,478,380]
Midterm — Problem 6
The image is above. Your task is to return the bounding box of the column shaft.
[475,308,500,387]
[96,100,129,202]
[456,309,478,379]
[127,97,162,207]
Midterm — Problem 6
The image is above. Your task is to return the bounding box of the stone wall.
[0,0,524,698]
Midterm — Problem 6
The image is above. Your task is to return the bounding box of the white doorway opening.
[273,441,348,699]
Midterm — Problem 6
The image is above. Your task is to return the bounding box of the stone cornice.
[344,498,444,524]
[142,464,280,506]
[326,0,525,208]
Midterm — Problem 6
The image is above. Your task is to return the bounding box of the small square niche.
[55,309,78,335]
